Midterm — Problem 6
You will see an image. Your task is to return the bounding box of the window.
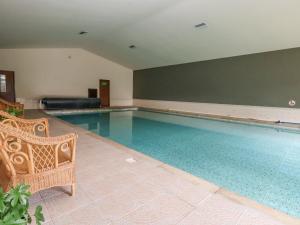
[0,74,6,93]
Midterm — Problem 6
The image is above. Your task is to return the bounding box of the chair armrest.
[0,110,49,136]
[0,123,77,174]
[0,98,24,113]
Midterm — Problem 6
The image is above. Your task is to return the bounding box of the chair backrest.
[0,123,76,176]
[0,110,49,136]
[0,98,24,113]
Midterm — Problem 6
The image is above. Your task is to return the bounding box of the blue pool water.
[57,110,300,217]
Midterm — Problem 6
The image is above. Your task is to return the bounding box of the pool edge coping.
[43,106,300,131]
[138,107,300,131]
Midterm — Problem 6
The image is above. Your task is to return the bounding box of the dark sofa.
[41,97,101,109]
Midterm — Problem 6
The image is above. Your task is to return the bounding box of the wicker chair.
[0,98,24,116]
[0,110,49,136]
[0,123,77,195]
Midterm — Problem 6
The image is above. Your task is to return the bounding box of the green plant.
[5,108,23,117]
[0,185,44,225]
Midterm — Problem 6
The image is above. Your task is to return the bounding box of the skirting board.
[133,99,300,123]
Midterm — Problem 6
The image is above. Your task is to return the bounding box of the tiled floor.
[26,110,297,225]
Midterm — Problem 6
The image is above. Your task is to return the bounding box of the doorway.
[0,70,16,102]
[99,79,110,107]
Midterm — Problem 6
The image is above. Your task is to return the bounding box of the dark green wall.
[133,47,300,108]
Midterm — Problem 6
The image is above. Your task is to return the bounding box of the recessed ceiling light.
[78,31,88,35]
[194,22,207,28]
[129,45,136,49]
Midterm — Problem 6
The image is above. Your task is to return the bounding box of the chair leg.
[71,183,76,196]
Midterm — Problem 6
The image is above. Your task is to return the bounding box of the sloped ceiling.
[1,0,300,70]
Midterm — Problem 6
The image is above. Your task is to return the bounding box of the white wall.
[134,99,300,123]
[0,48,133,109]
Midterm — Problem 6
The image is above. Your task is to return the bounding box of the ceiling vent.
[78,31,88,35]
[194,23,207,28]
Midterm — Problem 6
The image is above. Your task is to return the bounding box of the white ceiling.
[1,0,300,70]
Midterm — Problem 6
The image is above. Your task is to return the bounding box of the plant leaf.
[1,184,41,225]
[34,205,45,225]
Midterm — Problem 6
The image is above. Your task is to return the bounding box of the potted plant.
[0,185,44,225]
[5,108,23,117]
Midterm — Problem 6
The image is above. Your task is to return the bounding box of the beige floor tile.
[30,192,43,204]
[48,122,78,136]
[76,157,146,186]
[160,164,220,192]
[91,151,132,165]
[75,149,131,172]
[143,167,180,184]
[122,158,162,178]
[124,181,164,202]
[114,193,194,225]
[180,194,246,225]
[238,208,286,225]
[171,182,213,206]
[114,146,163,167]
[76,136,103,146]
[94,181,162,221]
[77,148,158,178]
[40,186,71,200]
[83,169,145,201]
[175,210,209,225]
[76,165,113,185]
[146,168,213,206]
[77,141,107,150]
[43,221,54,225]
[53,204,111,225]
[44,187,92,219]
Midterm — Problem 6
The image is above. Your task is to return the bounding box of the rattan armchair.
[0,98,24,116]
[0,123,77,195]
[0,110,49,136]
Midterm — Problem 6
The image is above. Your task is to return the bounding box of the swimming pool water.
[57,110,300,218]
